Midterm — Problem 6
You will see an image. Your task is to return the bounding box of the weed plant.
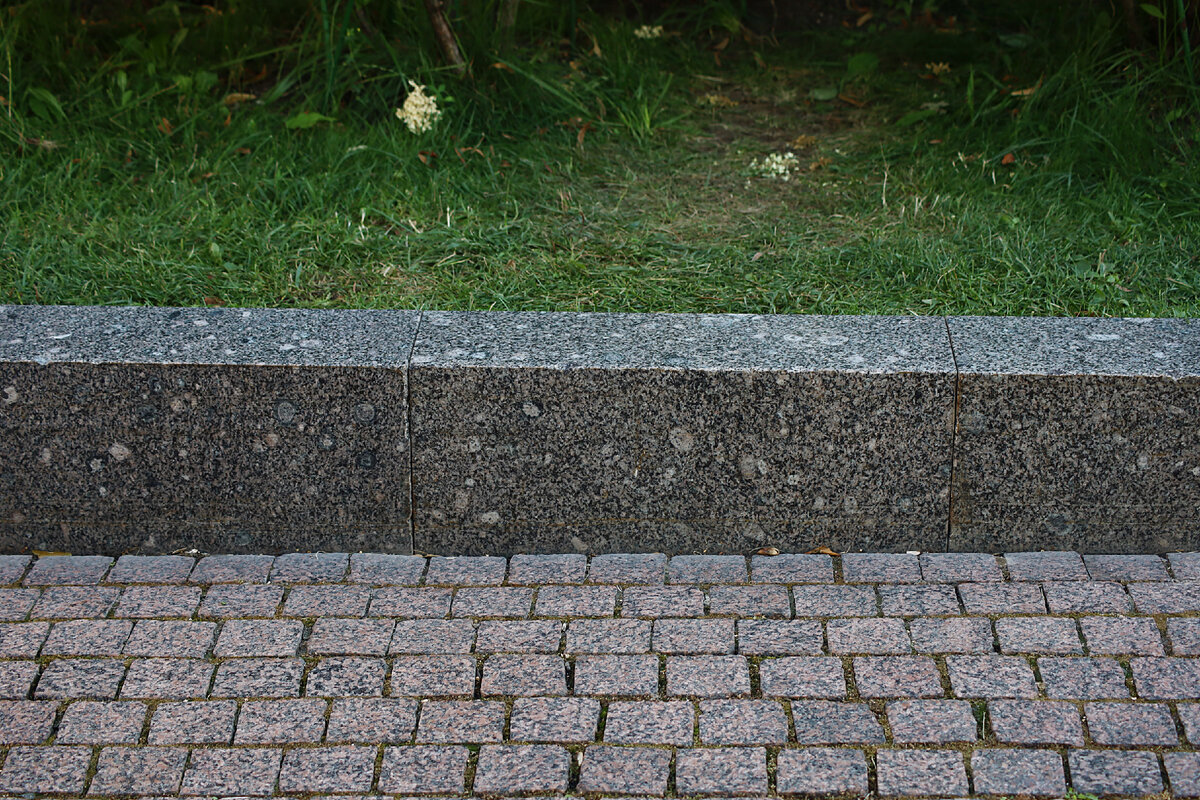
[1,0,1197,316]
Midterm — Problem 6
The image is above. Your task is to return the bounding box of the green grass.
[2,1,1198,316]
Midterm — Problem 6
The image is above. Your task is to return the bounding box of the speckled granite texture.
[0,306,418,554]
[3,307,1198,555]
[408,311,956,554]
[948,316,1200,553]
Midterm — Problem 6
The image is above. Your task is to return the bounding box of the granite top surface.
[410,311,955,373]
[948,316,1200,378]
[0,305,421,368]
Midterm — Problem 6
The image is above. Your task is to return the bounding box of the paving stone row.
[3,550,1200,798]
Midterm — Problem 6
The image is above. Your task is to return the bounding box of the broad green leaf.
[896,108,939,127]
[846,52,880,80]
[998,33,1034,49]
[809,87,838,102]
[285,111,336,129]
[1140,3,1166,19]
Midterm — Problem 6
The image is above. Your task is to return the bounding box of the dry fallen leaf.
[33,550,71,557]
[806,546,840,556]
[223,92,256,106]
[1001,152,1016,165]
[756,546,781,556]
[789,134,818,149]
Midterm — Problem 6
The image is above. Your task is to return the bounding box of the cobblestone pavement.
[3,550,1200,797]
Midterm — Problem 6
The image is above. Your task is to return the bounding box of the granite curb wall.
[1,306,1196,555]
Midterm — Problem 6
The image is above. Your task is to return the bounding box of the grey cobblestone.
[604,700,695,744]
[667,655,750,697]
[675,746,769,796]
[1006,550,1088,581]
[624,585,705,617]
[842,552,920,583]
[972,748,1065,796]
[790,700,885,744]
[736,619,822,654]
[777,748,868,795]
[876,749,967,797]
[751,553,833,583]
[575,654,661,696]
[507,553,587,584]
[760,656,846,698]
[1040,656,1130,699]
[989,699,1084,745]
[1084,553,1169,581]
[579,745,672,795]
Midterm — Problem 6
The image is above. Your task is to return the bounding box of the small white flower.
[396,81,442,134]
[749,151,800,181]
[633,24,664,39]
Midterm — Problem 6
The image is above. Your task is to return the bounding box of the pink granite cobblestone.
[0,548,1198,798]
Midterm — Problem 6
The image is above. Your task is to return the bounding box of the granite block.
[777,748,868,796]
[1040,656,1129,699]
[972,748,1065,797]
[604,700,695,744]
[278,746,376,794]
[853,656,944,698]
[508,553,587,584]
[90,746,188,795]
[1084,553,1170,581]
[0,554,31,584]
[587,553,667,584]
[214,619,302,657]
[946,655,1037,698]
[708,584,790,617]
[0,660,39,698]
[41,617,131,654]
[192,553,274,583]
[1005,550,1088,581]
[989,699,1084,746]
[149,700,237,744]
[472,744,570,794]
[623,586,705,617]
[579,745,672,795]
[369,587,452,617]
[0,305,418,554]
[750,552,833,583]
[389,619,476,654]
[947,315,1200,552]
[958,581,1045,614]
[1081,615,1164,655]
[842,552,921,583]
[476,619,562,652]
[452,586,533,617]
[910,617,995,653]
[23,554,111,584]
[107,554,195,583]
[534,585,616,617]
[1085,701,1178,745]
[283,585,370,617]
[699,699,788,744]
[114,585,201,617]
[0,699,58,743]
[876,749,967,797]
[759,657,846,698]
[653,618,735,653]
[0,587,37,620]
[120,657,213,698]
[305,657,387,696]
[509,696,599,742]
[0,621,49,656]
[920,552,1002,583]
[0,745,92,794]
[31,585,118,618]
[887,699,976,743]
[270,551,349,583]
[736,620,823,655]
[348,553,425,585]
[210,657,303,697]
[182,747,283,796]
[1069,749,1164,796]
[574,654,661,696]
[1043,580,1132,613]
[35,657,125,698]
[675,746,769,796]
[667,656,750,697]
[417,700,505,743]
[198,584,283,617]
[326,697,418,742]
[827,618,910,654]
[1129,581,1200,612]
[792,584,877,617]
[378,745,467,794]
[996,616,1083,654]
[789,701,885,744]
[1171,552,1200,580]
[425,555,507,585]
[879,584,960,616]
[307,618,394,655]
[409,312,955,554]
[1167,753,1200,798]
[56,700,148,744]
[567,618,652,653]
[480,654,567,695]
[669,554,748,583]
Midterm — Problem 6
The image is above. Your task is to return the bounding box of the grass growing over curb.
[2,2,1197,316]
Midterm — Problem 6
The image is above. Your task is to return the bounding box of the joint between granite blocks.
[403,310,424,557]
[943,314,960,554]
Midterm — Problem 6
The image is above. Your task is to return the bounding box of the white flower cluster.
[633,24,664,39]
[749,151,800,181]
[396,81,441,134]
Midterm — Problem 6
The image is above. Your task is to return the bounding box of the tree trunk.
[423,0,467,77]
